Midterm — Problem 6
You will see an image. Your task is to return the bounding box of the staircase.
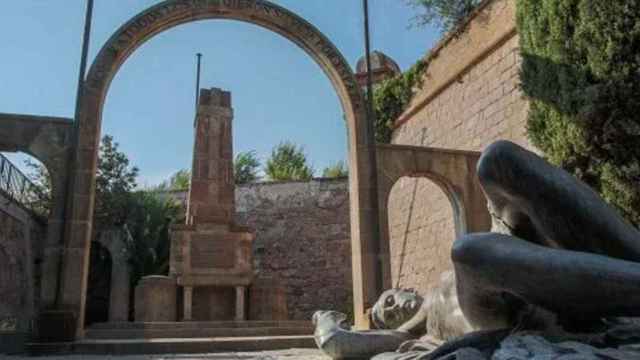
[27,321,316,355]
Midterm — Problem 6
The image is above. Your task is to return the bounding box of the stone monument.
[169,88,255,322]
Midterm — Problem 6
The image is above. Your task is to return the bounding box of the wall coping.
[154,177,349,196]
[393,0,517,130]
[0,112,73,125]
[377,143,481,157]
[238,176,348,188]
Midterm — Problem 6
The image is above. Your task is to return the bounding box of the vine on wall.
[373,60,428,143]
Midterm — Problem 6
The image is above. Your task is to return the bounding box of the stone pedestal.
[134,276,177,322]
[171,223,253,321]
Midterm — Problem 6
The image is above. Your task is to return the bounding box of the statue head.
[371,288,424,330]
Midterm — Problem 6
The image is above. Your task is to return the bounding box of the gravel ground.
[1,349,330,360]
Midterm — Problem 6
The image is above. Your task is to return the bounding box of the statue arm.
[313,310,416,359]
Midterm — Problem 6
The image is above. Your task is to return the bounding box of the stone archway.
[56,0,381,337]
[375,144,492,286]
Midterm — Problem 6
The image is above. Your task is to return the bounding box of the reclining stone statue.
[313,140,640,359]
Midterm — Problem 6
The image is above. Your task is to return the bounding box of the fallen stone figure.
[313,140,640,359]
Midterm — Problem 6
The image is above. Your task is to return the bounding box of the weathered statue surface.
[314,140,640,359]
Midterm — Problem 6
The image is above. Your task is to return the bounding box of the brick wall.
[0,191,45,352]
[235,178,352,320]
[388,0,531,295]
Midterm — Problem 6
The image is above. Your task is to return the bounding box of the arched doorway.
[58,0,381,336]
[85,241,112,326]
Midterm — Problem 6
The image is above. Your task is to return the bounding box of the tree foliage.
[24,135,140,225]
[125,190,181,290]
[24,158,53,216]
[322,161,348,178]
[408,0,481,31]
[157,169,191,191]
[518,0,640,227]
[94,135,139,229]
[234,150,261,185]
[265,141,314,181]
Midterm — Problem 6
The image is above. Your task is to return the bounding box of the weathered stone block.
[134,276,177,322]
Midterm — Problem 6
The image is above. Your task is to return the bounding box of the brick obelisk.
[170,88,254,322]
[187,88,235,225]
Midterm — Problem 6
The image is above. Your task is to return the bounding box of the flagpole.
[195,53,202,112]
[362,0,384,299]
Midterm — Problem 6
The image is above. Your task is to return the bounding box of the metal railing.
[0,153,49,217]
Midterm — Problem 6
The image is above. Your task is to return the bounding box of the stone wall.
[235,178,352,320]
[388,0,530,295]
[0,191,45,353]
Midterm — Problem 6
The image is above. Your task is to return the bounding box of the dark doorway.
[85,241,112,325]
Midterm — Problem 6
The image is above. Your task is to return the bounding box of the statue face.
[372,288,424,329]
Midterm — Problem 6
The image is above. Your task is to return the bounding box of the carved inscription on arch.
[87,0,362,110]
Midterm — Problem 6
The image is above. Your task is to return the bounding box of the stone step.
[85,326,314,340]
[89,320,312,330]
[27,336,317,356]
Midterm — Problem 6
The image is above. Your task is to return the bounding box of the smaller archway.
[375,144,491,292]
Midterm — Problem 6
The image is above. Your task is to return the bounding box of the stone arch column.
[56,0,380,337]
[94,228,132,323]
[376,144,492,288]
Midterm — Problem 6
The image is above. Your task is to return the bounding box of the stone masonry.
[236,178,352,320]
[0,191,45,353]
[388,0,530,295]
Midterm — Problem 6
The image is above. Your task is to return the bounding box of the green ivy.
[373,60,428,143]
[518,0,640,226]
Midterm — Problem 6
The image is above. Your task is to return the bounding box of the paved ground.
[2,349,330,360]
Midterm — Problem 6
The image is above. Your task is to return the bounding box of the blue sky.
[1,1,440,187]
